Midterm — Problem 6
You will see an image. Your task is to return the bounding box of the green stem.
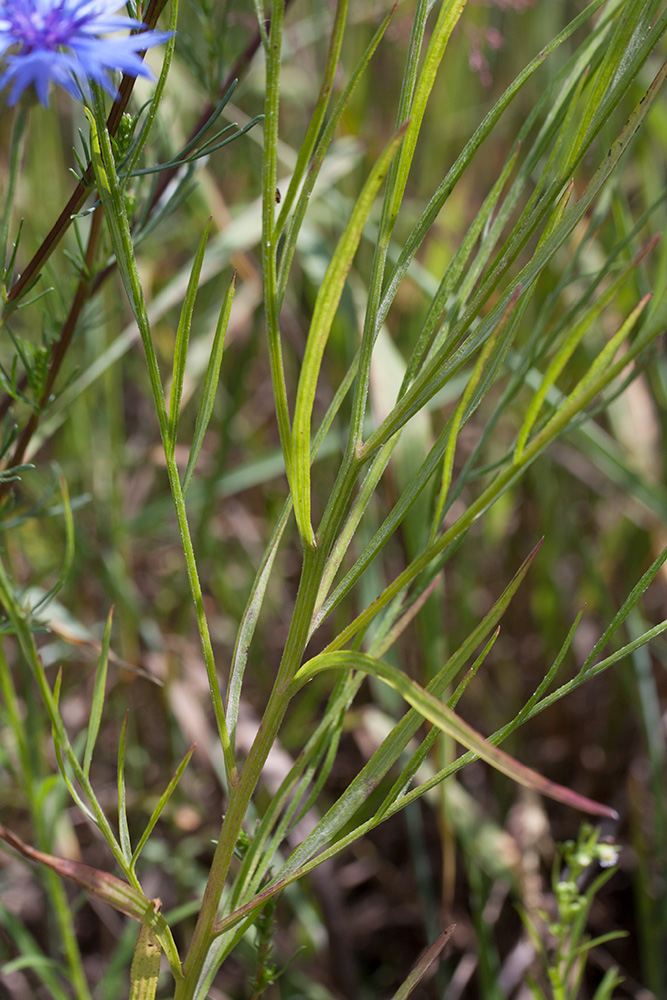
[86,95,236,787]
[177,546,325,999]
[261,0,293,484]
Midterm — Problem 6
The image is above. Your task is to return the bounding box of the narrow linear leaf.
[52,732,97,824]
[370,576,442,659]
[564,293,651,405]
[448,627,500,711]
[131,746,195,870]
[274,0,349,239]
[121,0,178,182]
[226,360,358,746]
[390,926,455,1000]
[277,3,398,302]
[87,101,237,785]
[431,290,518,538]
[291,123,408,546]
[290,651,616,818]
[225,502,290,746]
[386,0,467,227]
[117,713,131,863]
[182,270,236,497]
[581,542,667,675]
[366,56,667,458]
[0,554,129,866]
[374,626,501,823]
[83,607,113,778]
[379,0,611,324]
[514,240,657,462]
[322,536,542,827]
[167,218,212,456]
[405,141,521,390]
[27,473,75,618]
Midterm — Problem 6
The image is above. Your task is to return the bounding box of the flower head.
[597,843,620,869]
[0,0,173,106]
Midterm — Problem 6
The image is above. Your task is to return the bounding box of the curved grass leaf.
[290,651,616,819]
[291,123,408,546]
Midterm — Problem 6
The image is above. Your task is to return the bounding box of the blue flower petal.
[0,0,174,105]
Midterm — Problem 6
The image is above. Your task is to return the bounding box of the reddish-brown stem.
[0,0,298,480]
[0,206,104,499]
[4,0,167,307]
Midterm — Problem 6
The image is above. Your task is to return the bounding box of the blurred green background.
[1,2,666,998]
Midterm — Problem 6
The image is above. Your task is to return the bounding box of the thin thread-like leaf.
[0,554,130,865]
[273,0,349,241]
[276,3,398,303]
[225,359,358,748]
[378,0,612,330]
[268,545,542,885]
[404,142,521,391]
[167,219,212,456]
[117,713,131,864]
[328,286,661,655]
[82,608,113,779]
[131,746,195,871]
[182,270,235,496]
[87,102,236,784]
[28,473,75,619]
[376,626,500,820]
[120,0,178,184]
[514,242,656,462]
[431,292,517,539]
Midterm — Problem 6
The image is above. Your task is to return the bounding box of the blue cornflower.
[0,0,173,106]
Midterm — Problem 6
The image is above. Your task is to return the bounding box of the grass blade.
[117,713,131,864]
[167,219,212,457]
[291,123,408,546]
[82,608,113,779]
[390,926,455,1000]
[181,269,235,497]
[131,746,195,870]
[290,651,616,818]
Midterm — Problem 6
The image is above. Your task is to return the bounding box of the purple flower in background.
[0,0,173,105]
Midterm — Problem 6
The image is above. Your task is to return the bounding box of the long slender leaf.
[168,219,212,456]
[290,651,615,818]
[390,926,455,1000]
[182,269,236,496]
[291,123,408,546]
[131,746,195,871]
[82,608,113,779]
[117,713,131,864]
